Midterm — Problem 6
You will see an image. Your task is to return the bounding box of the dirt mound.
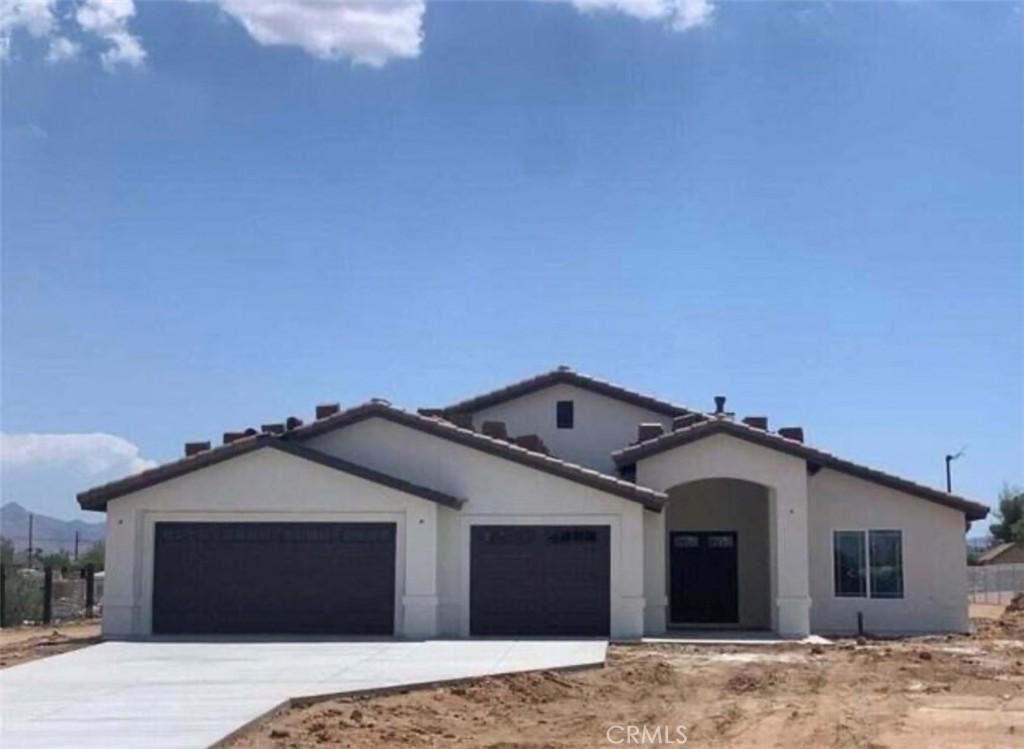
[726,667,781,694]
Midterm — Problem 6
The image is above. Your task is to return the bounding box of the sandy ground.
[229,602,1024,749]
[0,620,102,668]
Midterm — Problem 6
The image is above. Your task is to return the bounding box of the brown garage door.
[152,522,396,635]
[470,525,610,636]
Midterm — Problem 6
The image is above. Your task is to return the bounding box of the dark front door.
[470,525,610,636]
[152,522,396,635]
[669,531,739,624]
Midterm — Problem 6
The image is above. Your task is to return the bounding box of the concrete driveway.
[1,639,607,749]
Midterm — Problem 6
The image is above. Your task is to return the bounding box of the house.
[976,542,1024,565]
[77,366,988,639]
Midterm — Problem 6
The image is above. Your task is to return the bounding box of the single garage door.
[470,525,610,636]
[152,522,396,635]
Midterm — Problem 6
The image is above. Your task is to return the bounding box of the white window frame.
[831,529,904,600]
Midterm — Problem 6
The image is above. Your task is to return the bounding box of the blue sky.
[1,1,1021,530]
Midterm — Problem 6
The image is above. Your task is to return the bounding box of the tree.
[989,484,1024,544]
[0,537,13,565]
[39,550,72,575]
[78,540,105,571]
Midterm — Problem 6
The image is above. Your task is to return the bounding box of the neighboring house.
[976,542,1024,565]
[78,366,988,639]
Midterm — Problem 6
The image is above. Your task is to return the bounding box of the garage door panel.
[470,524,610,636]
[153,521,396,635]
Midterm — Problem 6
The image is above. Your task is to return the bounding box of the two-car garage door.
[152,522,396,635]
[151,521,611,637]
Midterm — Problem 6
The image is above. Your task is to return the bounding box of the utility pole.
[74,531,80,561]
[945,448,965,493]
[27,513,33,569]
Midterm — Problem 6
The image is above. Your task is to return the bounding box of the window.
[832,530,904,599]
[869,530,904,599]
[556,400,574,429]
[833,531,867,598]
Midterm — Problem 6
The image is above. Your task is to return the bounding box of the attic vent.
[285,416,304,430]
[261,423,285,435]
[742,416,768,430]
[222,432,246,445]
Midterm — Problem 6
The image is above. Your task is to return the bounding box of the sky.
[1,1,1021,531]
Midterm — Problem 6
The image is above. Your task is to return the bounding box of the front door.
[669,531,739,624]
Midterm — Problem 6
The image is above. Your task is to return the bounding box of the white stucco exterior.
[305,417,647,638]
[808,468,969,634]
[102,448,439,639]
[466,383,674,474]
[90,373,980,641]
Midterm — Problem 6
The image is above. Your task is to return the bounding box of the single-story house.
[78,366,988,639]
[976,542,1024,565]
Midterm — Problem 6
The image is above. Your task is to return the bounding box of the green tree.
[39,550,73,575]
[989,484,1024,544]
[78,540,105,571]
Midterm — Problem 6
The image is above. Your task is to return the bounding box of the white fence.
[968,563,1024,605]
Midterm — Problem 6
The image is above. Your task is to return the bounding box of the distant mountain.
[0,502,105,555]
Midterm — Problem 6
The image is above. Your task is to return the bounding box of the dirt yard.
[230,602,1024,749]
[0,620,102,668]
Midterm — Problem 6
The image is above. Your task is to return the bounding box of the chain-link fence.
[968,563,1024,606]
[0,564,101,627]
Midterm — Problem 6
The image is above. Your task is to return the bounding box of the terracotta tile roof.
[435,366,694,418]
[611,417,990,521]
[290,401,667,511]
[77,437,466,512]
[79,401,667,513]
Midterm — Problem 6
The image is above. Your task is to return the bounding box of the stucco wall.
[807,468,969,634]
[466,384,674,473]
[665,479,771,629]
[102,448,438,639]
[306,417,648,637]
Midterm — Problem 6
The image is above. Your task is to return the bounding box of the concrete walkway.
[1,640,607,749]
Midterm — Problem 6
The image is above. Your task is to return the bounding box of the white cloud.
[212,0,425,67]
[1,0,143,68]
[1,433,157,476]
[75,0,145,69]
[0,0,57,60]
[45,34,79,62]
[568,0,715,31]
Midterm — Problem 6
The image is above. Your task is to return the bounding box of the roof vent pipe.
[714,396,727,414]
[285,416,304,431]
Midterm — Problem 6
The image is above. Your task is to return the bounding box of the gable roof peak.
[436,366,693,418]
